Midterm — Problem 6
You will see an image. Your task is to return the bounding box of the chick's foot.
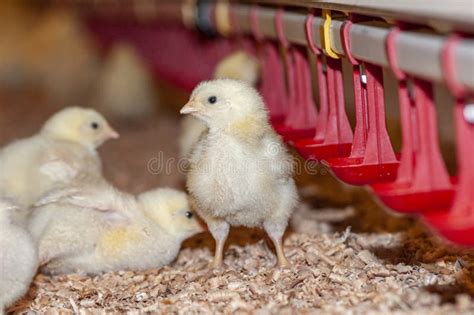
[264,220,290,268]
[208,219,229,269]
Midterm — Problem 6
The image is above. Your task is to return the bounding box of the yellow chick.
[0,199,38,313]
[95,42,156,121]
[0,107,118,209]
[213,50,260,86]
[29,185,203,275]
[180,79,298,268]
[178,50,260,159]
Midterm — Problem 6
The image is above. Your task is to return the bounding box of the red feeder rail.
[372,28,455,212]
[272,9,318,142]
[305,14,329,144]
[293,13,353,160]
[259,42,288,124]
[87,18,236,92]
[229,5,256,55]
[325,21,399,185]
[424,36,474,245]
[248,6,287,124]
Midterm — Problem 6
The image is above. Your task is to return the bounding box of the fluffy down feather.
[0,199,38,313]
[29,184,203,275]
[180,79,298,268]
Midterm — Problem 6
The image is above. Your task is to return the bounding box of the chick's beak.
[104,126,120,140]
[180,101,200,115]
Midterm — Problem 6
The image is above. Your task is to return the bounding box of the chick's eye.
[207,96,217,104]
[91,122,100,130]
[185,211,193,219]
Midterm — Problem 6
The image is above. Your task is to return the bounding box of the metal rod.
[241,0,474,33]
[69,0,474,92]
[229,4,474,92]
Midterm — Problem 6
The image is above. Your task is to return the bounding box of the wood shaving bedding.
[11,219,474,314]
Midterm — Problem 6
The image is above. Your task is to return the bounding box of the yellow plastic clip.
[322,9,340,59]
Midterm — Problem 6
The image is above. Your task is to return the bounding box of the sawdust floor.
[2,90,474,314]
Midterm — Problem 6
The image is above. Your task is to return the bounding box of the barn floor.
[1,90,474,315]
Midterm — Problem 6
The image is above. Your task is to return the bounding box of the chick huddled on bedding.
[0,106,118,210]
[0,199,38,313]
[180,79,298,268]
[29,184,203,275]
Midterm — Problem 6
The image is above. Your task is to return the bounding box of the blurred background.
[2,2,474,313]
[0,0,461,231]
[0,1,458,172]
[0,1,192,193]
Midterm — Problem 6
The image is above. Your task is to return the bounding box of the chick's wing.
[35,185,133,224]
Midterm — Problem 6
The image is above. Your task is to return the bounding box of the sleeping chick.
[0,106,118,209]
[180,79,298,268]
[178,50,260,159]
[0,199,38,314]
[29,185,203,275]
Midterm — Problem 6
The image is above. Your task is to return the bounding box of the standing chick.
[0,199,38,313]
[180,79,298,268]
[0,106,118,209]
[29,185,203,275]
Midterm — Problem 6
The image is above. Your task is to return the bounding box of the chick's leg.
[207,219,230,268]
[263,220,289,268]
